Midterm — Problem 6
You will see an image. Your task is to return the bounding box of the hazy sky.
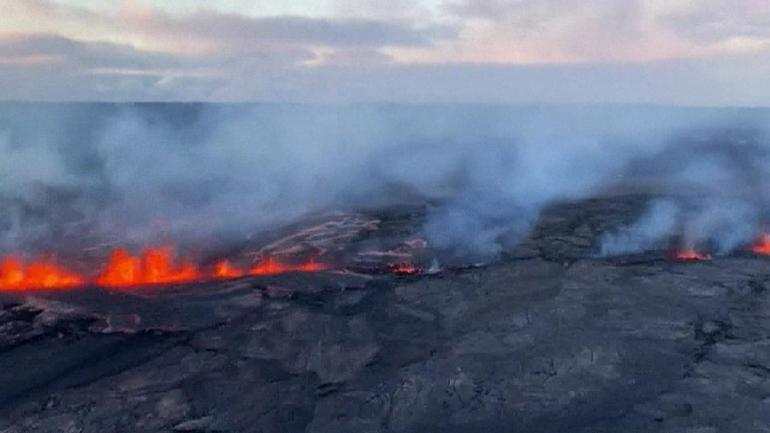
[1,0,769,104]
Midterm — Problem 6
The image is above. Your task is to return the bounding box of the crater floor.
[1,195,769,433]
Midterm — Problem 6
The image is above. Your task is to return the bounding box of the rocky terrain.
[1,195,769,433]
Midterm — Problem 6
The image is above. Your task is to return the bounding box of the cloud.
[445,0,642,28]
[0,33,230,100]
[125,12,457,49]
[0,31,316,101]
[659,0,770,43]
[0,0,769,103]
[0,0,458,96]
[6,0,456,53]
[443,0,770,62]
[313,48,394,66]
[1,43,770,104]
[0,34,181,69]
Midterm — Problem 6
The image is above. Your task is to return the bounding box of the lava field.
[1,194,769,433]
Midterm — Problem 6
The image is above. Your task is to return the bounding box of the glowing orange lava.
[752,234,770,255]
[213,260,245,279]
[674,250,711,261]
[214,258,325,278]
[249,258,325,275]
[97,247,201,287]
[0,247,327,291]
[0,256,83,290]
[389,263,421,275]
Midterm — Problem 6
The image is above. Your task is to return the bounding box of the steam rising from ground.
[599,200,681,256]
[0,102,768,260]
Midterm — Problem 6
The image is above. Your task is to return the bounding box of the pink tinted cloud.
[443,0,770,64]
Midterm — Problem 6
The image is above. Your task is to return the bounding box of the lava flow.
[214,260,245,279]
[0,257,84,290]
[0,246,327,292]
[389,263,421,275]
[752,234,770,255]
[214,258,325,278]
[673,250,711,261]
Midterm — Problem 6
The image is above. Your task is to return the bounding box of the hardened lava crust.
[1,195,770,433]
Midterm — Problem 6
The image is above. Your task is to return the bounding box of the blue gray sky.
[2,0,769,104]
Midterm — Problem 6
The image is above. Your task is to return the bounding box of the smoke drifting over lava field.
[2,102,770,270]
[4,103,770,432]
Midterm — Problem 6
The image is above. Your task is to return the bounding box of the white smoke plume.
[0,102,768,260]
[599,200,681,256]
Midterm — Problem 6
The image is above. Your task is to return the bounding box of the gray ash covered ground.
[1,195,770,433]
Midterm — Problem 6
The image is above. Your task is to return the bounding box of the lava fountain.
[0,257,84,290]
[0,246,327,292]
[97,247,202,287]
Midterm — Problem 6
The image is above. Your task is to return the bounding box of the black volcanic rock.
[1,195,770,432]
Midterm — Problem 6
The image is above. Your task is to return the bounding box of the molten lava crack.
[674,250,711,261]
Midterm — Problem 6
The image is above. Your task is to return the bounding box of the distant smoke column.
[681,199,758,254]
[599,200,680,256]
